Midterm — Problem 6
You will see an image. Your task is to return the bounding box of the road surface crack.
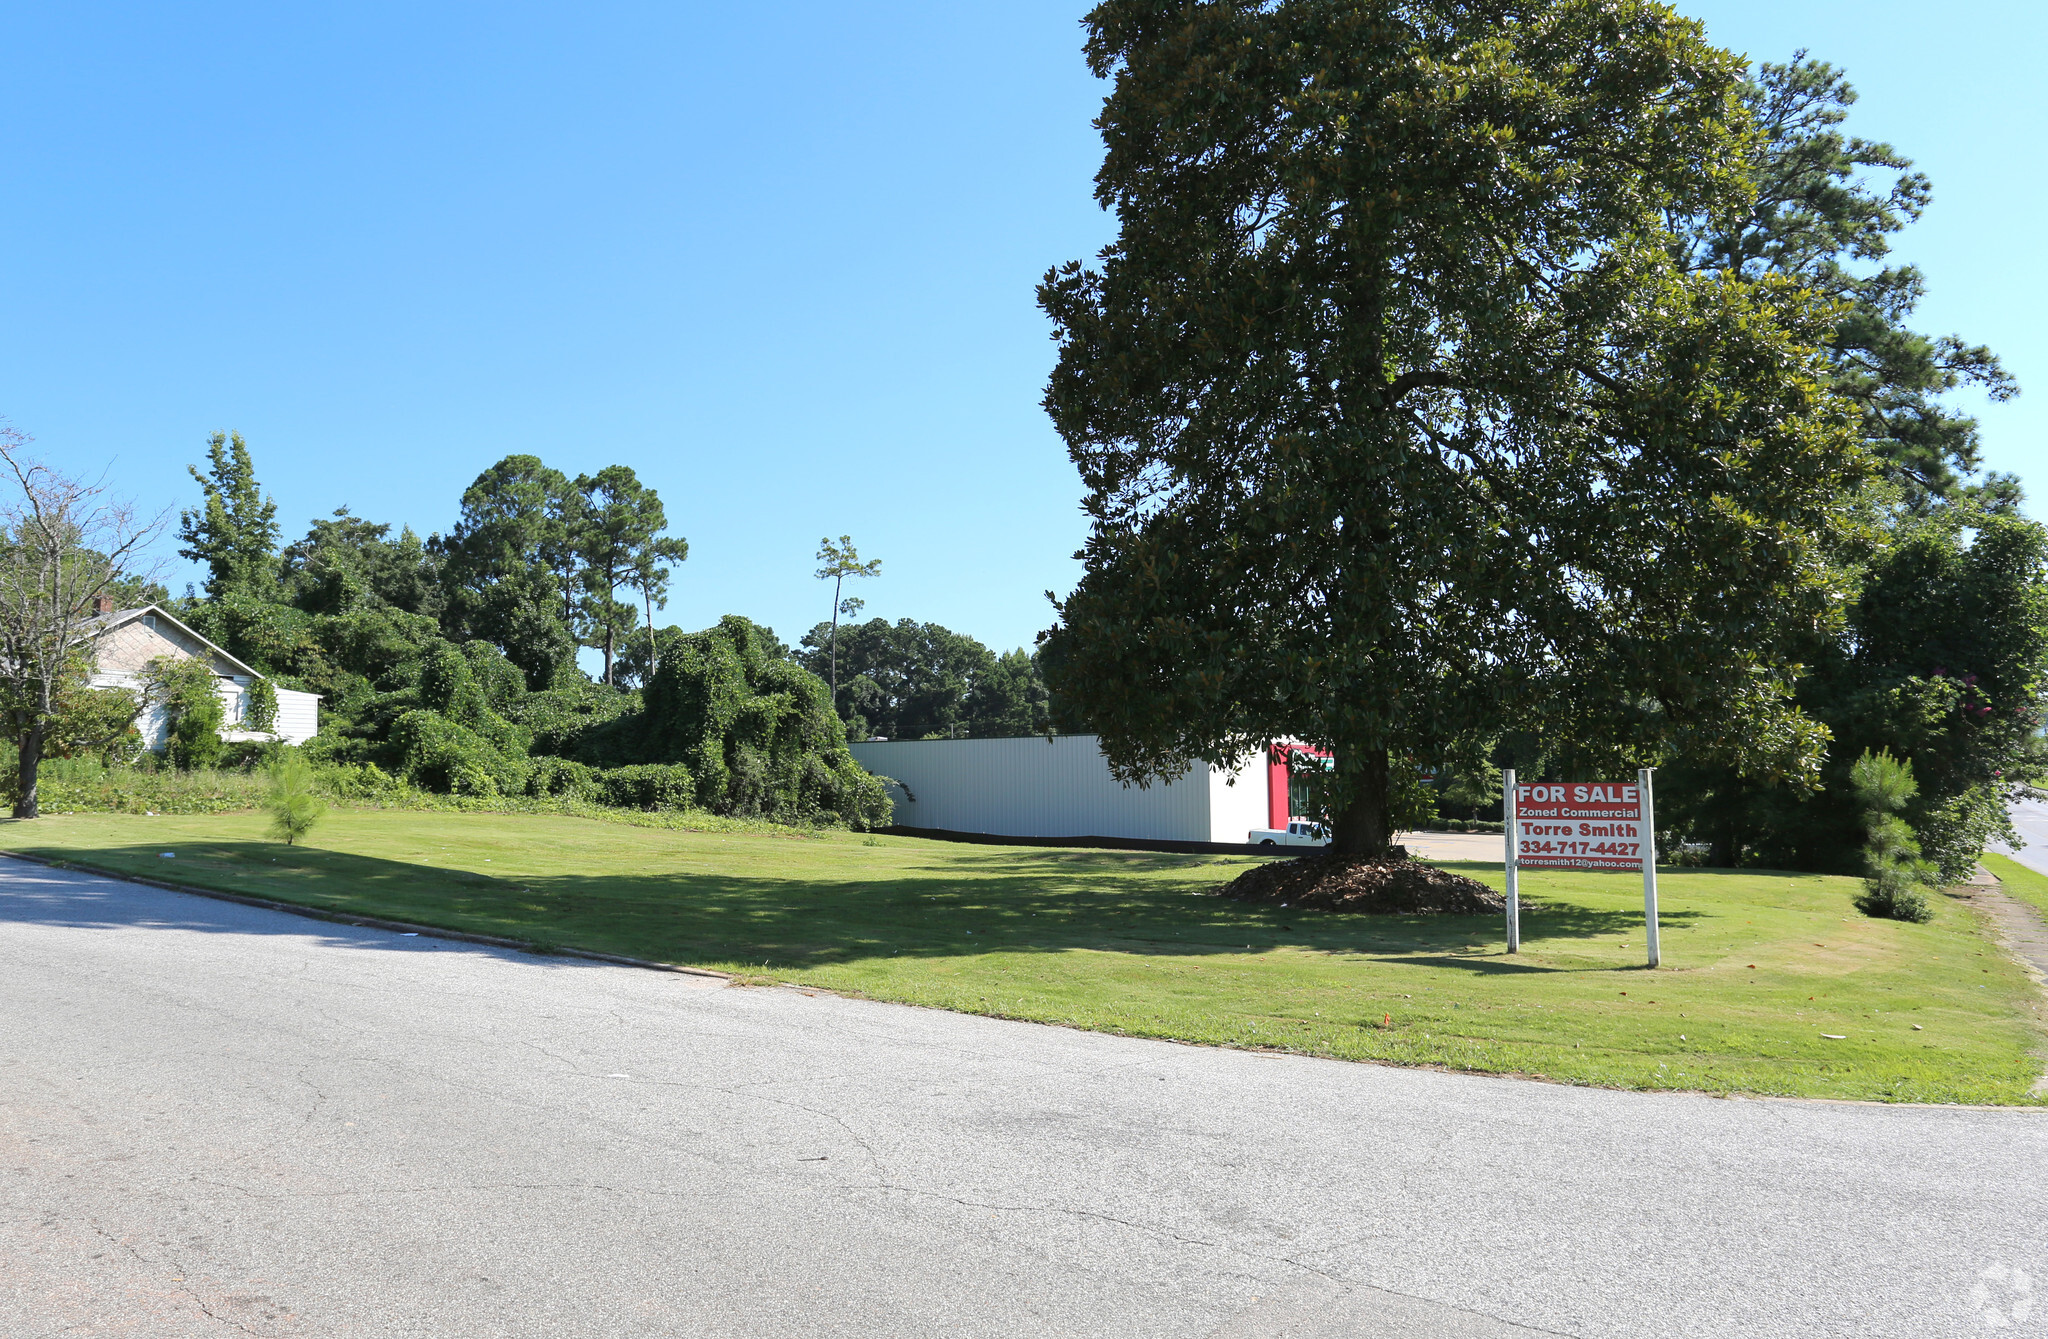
[86,1219,262,1335]
[871,1183,1226,1252]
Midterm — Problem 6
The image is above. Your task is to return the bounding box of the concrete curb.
[0,849,734,983]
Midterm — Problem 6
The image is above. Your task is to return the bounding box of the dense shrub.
[461,639,527,713]
[624,616,892,828]
[391,709,530,797]
[525,756,596,799]
[242,677,279,735]
[341,640,538,796]
[592,763,697,811]
[142,657,225,770]
[182,582,894,828]
[318,761,409,801]
[218,740,273,771]
[511,679,634,757]
[28,757,268,814]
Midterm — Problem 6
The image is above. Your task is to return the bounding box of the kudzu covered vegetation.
[34,443,891,830]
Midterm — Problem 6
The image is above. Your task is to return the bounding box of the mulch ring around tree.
[1222,851,1507,915]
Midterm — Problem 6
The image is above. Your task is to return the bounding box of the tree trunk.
[828,573,842,705]
[644,589,657,677]
[1710,825,1742,870]
[1328,750,1394,855]
[602,626,615,685]
[13,721,44,820]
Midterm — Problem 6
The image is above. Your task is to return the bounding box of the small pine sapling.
[1849,749,1934,922]
[263,748,326,846]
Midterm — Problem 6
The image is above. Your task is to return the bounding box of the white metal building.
[848,734,1273,844]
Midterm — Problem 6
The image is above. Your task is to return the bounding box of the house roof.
[79,604,267,681]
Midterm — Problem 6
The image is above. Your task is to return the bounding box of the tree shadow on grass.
[3,840,1710,973]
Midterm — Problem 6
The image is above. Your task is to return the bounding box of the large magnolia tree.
[1037,0,1868,853]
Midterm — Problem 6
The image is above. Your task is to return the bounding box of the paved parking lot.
[1396,830,1503,863]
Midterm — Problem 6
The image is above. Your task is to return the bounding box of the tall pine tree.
[1679,55,2017,512]
[176,432,278,601]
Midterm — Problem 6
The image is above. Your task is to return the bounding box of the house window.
[143,614,156,630]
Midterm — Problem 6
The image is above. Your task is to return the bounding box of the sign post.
[1640,767,1659,968]
[1502,768,1520,952]
[1510,775,1661,968]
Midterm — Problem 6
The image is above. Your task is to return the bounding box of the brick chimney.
[93,594,115,615]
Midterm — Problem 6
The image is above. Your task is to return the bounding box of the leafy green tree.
[280,508,444,617]
[438,456,583,688]
[814,536,881,704]
[1037,0,1862,854]
[1678,55,2017,512]
[1664,506,2048,879]
[613,624,691,692]
[177,432,279,600]
[45,681,144,765]
[966,648,1053,738]
[799,618,992,740]
[100,572,171,610]
[574,466,685,685]
[1436,761,1502,822]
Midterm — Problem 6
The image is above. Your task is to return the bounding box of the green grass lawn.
[8,809,2044,1104]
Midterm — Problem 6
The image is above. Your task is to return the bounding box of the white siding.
[272,688,320,746]
[1207,757,1272,843]
[216,684,319,746]
[850,735,1241,842]
[139,701,171,752]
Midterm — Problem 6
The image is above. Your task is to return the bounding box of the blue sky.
[4,1,2041,657]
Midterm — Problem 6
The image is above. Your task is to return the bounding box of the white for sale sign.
[1512,781,1648,871]
[1503,768,1662,966]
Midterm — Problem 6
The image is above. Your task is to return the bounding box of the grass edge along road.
[8,809,2045,1105]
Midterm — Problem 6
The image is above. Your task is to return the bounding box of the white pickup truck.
[1247,820,1330,847]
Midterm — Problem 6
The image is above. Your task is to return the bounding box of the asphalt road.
[3,857,2044,1339]
[1997,799,2048,877]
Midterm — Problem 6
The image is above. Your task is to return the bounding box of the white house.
[848,734,1293,844]
[79,602,320,749]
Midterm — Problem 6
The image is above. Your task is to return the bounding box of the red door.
[1268,744,1332,827]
